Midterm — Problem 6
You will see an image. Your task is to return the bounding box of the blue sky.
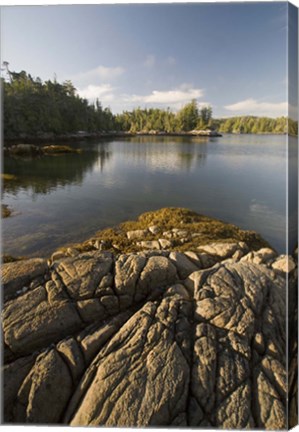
[0,2,291,117]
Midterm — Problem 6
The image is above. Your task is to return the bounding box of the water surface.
[2,134,291,257]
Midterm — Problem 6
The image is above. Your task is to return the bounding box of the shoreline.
[3,207,272,263]
[4,130,222,145]
[4,130,294,145]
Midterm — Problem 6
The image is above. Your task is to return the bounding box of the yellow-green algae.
[1,173,17,181]
[3,208,271,264]
[42,145,82,154]
[66,207,270,255]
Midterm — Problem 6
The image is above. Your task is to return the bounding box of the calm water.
[2,134,295,257]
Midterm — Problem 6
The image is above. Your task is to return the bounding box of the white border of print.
[0,2,298,432]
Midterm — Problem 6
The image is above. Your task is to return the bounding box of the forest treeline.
[2,69,297,138]
[216,116,297,136]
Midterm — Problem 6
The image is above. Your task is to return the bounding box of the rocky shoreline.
[4,129,222,145]
[3,143,82,157]
[2,208,297,427]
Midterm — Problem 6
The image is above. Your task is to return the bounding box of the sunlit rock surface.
[2,208,295,428]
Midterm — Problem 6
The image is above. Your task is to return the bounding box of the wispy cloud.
[77,81,208,112]
[224,98,287,117]
[125,84,204,106]
[165,56,176,66]
[143,54,176,68]
[143,55,156,68]
[77,84,115,102]
[70,65,125,84]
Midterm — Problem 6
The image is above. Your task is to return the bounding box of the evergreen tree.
[177,99,199,131]
[2,67,297,138]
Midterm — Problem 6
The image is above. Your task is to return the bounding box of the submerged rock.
[8,143,42,156]
[42,145,81,154]
[1,209,295,428]
[2,204,12,219]
[6,143,81,157]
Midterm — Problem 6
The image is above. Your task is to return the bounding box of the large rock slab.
[2,258,48,301]
[66,289,192,426]
[54,251,113,299]
[188,261,286,428]
[197,242,247,260]
[169,251,200,279]
[1,246,291,428]
[2,286,83,356]
[14,349,73,423]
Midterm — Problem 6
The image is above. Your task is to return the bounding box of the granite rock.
[1,244,291,428]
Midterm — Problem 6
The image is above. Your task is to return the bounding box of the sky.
[0,1,293,117]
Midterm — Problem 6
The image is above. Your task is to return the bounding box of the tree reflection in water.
[3,142,112,197]
[120,136,208,173]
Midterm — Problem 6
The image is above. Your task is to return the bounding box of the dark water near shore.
[2,134,295,257]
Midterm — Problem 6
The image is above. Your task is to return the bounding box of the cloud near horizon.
[225,98,287,117]
[77,84,115,102]
[126,84,204,105]
[71,65,125,84]
[77,83,207,111]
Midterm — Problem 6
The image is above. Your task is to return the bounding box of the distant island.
[2,69,298,141]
